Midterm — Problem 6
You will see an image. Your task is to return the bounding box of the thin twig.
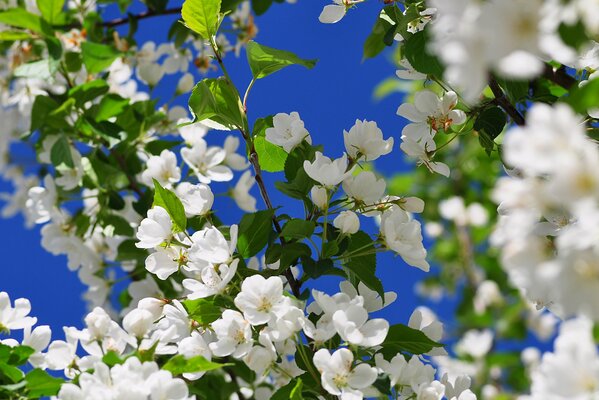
[542,63,577,89]
[102,7,182,28]
[489,77,525,126]
[110,149,144,197]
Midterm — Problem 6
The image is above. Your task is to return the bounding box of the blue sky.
[0,0,450,337]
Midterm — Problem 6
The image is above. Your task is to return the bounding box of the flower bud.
[176,72,195,94]
[310,186,328,210]
[123,308,155,338]
[334,210,360,235]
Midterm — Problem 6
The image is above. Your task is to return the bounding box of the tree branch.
[489,77,526,126]
[542,63,577,89]
[102,7,182,28]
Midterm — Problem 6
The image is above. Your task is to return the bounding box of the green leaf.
[37,0,65,24]
[24,369,63,397]
[281,219,315,240]
[183,298,222,325]
[381,324,443,355]
[559,21,588,51]
[81,42,121,74]
[237,209,275,258]
[253,116,287,172]
[102,351,125,367]
[474,106,506,154]
[13,59,59,80]
[116,239,148,262]
[272,378,304,400]
[188,78,245,131]
[343,231,384,298]
[152,179,187,233]
[68,80,109,107]
[50,135,74,168]
[254,136,287,172]
[0,31,32,41]
[181,0,222,39]
[246,41,317,80]
[566,77,599,114]
[64,51,82,72]
[162,355,231,376]
[403,30,444,77]
[363,6,396,59]
[8,346,34,367]
[0,362,23,383]
[95,94,130,121]
[0,9,44,32]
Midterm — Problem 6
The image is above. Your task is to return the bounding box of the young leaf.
[181,0,222,39]
[237,209,275,258]
[81,42,121,74]
[162,355,231,376]
[0,9,44,33]
[381,324,443,355]
[50,135,74,168]
[68,80,109,107]
[37,0,65,24]
[24,369,63,397]
[152,179,187,233]
[403,31,444,77]
[183,299,222,325]
[253,116,287,172]
[246,41,317,80]
[281,219,315,240]
[188,78,245,131]
[342,231,384,298]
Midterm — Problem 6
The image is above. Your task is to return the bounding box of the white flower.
[181,140,233,183]
[0,292,37,332]
[455,329,494,359]
[84,307,112,341]
[178,331,213,380]
[141,149,181,188]
[183,260,239,299]
[175,182,214,217]
[231,170,257,212]
[234,275,288,325]
[265,112,311,153]
[380,207,430,271]
[332,303,389,347]
[439,196,488,227]
[342,171,386,206]
[408,307,447,356]
[135,206,172,249]
[339,281,397,313]
[137,62,165,86]
[223,135,249,170]
[310,185,329,209]
[343,119,393,161]
[176,72,195,94]
[25,175,57,224]
[397,90,466,142]
[122,308,155,338]
[374,353,435,393]
[22,325,52,368]
[188,225,237,265]
[209,310,253,358]
[313,348,378,399]
[319,0,348,24]
[145,246,180,280]
[334,210,360,235]
[303,152,353,187]
[400,137,450,177]
[178,119,208,147]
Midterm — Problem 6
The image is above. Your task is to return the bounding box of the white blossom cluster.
[492,103,599,320]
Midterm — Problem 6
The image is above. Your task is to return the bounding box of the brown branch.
[542,63,577,89]
[489,77,526,126]
[102,7,182,28]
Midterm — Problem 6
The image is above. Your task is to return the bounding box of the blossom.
[181,140,233,184]
[332,303,389,347]
[223,135,249,170]
[319,0,348,24]
[122,308,156,338]
[140,149,181,188]
[313,348,378,399]
[339,281,397,313]
[0,292,37,332]
[310,185,329,209]
[400,136,450,177]
[303,152,353,187]
[374,353,435,393]
[209,310,253,358]
[380,207,430,271]
[175,182,214,217]
[265,112,311,153]
[342,171,386,206]
[135,206,172,249]
[188,225,237,265]
[234,275,287,325]
[145,246,180,280]
[439,196,489,227]
[183,260,238,299]
[231,170,257,212]
[343,119,393,161]
[333,210,360,235]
